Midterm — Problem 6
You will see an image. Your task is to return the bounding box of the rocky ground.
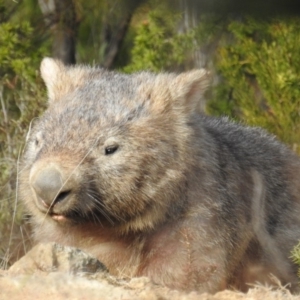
[0,243,299,300]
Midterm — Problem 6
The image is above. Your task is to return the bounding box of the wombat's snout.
[30,165,72,210]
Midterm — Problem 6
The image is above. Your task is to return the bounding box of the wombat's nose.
[31,167,70,207]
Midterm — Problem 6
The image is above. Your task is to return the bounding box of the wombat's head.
[20,58,210,233]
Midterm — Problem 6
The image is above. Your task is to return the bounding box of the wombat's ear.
[40,57,66,102]
[170,69,210,114]
[40,57,87,103]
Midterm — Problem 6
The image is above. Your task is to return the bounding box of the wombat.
[19,57,300,293]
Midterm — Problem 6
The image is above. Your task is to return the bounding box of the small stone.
[9,242,108,275]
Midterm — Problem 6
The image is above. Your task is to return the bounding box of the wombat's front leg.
[137,221,228,293]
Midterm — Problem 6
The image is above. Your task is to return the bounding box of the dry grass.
[0,77,46,269]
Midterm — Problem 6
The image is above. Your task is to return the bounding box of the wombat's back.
[191,114,300,290]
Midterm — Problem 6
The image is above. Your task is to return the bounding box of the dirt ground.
[1,243,299,300]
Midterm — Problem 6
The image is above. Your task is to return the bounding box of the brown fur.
[19,58,300,293]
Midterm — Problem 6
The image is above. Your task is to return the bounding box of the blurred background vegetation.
[0,0,299,269]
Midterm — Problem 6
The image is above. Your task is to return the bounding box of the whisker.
[6,145,23,270]
[91,212,103,226]
[86,193,115,225]
[17,162,32,175]
[87,193,117,222]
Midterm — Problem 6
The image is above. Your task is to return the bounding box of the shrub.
[209,17,300,154]
[124,8,196,73]
[0,20,47,268]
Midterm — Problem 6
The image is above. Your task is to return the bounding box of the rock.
[9,242,107,275]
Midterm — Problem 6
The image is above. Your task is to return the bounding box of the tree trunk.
[101,13,132,69]
[101,0,146,69]
[38,0,78,65]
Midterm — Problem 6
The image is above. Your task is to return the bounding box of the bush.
[0,20,48,268]
[124,7,196,73]
[209,17,300,154]
[291,242,300,283]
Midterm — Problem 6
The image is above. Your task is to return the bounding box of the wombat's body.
[20,58,300,293]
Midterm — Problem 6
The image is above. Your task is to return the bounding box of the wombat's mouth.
[48,209,84,223]
[50,213,68,222]
[48,207,115,226]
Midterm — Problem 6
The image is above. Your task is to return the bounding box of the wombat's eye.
[34,132,43,148]
[105,145,118,155]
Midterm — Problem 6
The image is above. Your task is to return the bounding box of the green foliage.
[0,22,41,78]
[124,8,196,72]
[291,242,300,278]
[209,17,300,154]
[0,20,47,170]
[0,19,48,268]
